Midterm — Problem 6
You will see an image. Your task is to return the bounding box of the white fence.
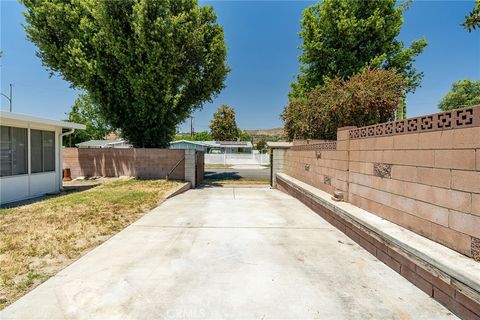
[205,153,270,165]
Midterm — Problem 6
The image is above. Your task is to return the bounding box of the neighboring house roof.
[170,140,213,147]
[0,111,86,130]
[266,141,292,149]
[76,139,130,148]
[203,141,253,148]
[170,140,252,148]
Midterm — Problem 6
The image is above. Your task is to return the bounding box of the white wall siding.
[0,175,29,203]
[30,172,57,197]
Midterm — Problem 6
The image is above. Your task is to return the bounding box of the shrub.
[282,68,406,140]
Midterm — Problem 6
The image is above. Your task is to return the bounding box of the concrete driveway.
[2,187,455,319]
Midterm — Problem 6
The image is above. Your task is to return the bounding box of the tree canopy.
[438,79,480,111]
[64,93,112,147]
[463,0,480,31]
[209,105,239,141]
[22,0,229,147]
[283,69,406,140]
[255,139,267,151]
[290,0,426,99]
[238,130,251,142]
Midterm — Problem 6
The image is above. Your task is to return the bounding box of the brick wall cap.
[276,172,480,293]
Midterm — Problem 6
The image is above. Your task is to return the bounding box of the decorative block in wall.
[291,141,337,151]
[324,176,331,185]
[473,238,480,262]
[373,163,392,179]
[349,105,480,139]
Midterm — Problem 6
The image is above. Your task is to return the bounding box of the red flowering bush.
[282,68,406,140]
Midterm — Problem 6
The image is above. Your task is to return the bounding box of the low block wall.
[279,105,480,260]
[63,148,186,180]
[277,174,480,320]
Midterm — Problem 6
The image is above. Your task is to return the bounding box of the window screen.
[12,127,28,175]
[0,126,28,177]
[43,131,55,172]
[31,129,43,173]
[0,126,12,176]
[31,129,55,173]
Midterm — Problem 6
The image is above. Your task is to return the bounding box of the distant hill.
[245,128,284,137]
[244,128,286,142]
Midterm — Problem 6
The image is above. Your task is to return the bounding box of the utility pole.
[1,83,12,112]
[190,116,194,137]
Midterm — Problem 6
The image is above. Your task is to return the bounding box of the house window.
[0,126,28,177]
[31,129,55,173]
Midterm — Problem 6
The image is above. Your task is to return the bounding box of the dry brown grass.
[0,178,181,309]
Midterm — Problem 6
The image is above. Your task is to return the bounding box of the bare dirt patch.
[0,178,180,309]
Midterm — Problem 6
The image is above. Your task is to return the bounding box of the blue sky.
[1,0,479,133]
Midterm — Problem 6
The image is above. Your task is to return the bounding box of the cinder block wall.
[283,133,350,198]
[282,105,480,259]
[63,148,186,180]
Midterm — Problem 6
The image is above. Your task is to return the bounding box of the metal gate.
[195,151,204,186]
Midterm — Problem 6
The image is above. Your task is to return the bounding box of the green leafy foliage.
[283,69,406,140]
[174,131,212,141]
[193,131,213,141]
[290,0,426,98]
[64,93,112,147]
[438,79,480,111]
[238,130,251,142]
[209,105,239,141]
[22,0,229,147]
[255,139,267,151]
[463,0,480,31]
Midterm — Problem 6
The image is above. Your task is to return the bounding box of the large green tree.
[64,93,112,147]
[209,105,239,141]
[291,0,427,100]
[22,0,229,147]
[438,79,480,111]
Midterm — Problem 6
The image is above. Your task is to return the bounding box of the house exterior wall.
[0,118,62,204]
[280,105,480,259]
